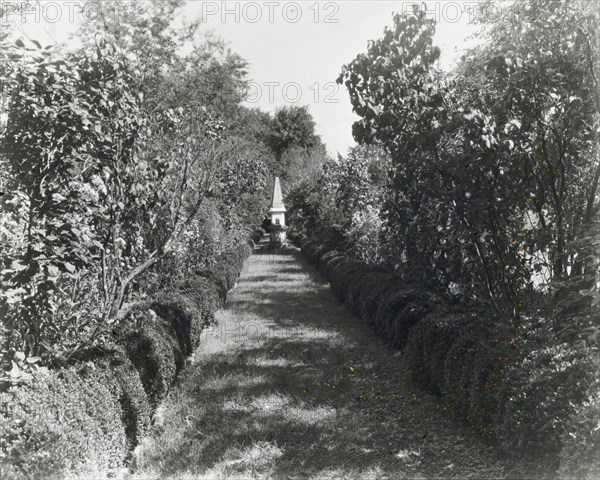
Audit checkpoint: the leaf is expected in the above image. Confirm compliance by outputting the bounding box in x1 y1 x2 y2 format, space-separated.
47 264 60 277
64 262 76 273
15 39 25 48
31 39 42 49
11 260 28 272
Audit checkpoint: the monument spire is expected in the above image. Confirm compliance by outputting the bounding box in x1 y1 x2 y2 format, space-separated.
271 176 285 209
268 176 287 245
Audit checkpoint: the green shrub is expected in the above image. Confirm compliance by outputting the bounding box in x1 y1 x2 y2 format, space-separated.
292 233 306 247
373 287 432 349
467 343 506 436
328 259 364 301
344 267 383 314
151 292 200 358
100 354 152 450
404 314 439 393
402 309 509 432
558 370 600 479
305 240 329 265
355 273 399 323
0 239 252 479
496 344 597 465
317 250 342 274
211 243 252 291
0 367 127 480
174 275 223 349
114 305 183 408
72 345 152 451
320 251 344 279
253 228 266 244
442 332 480 414
298 235 600 471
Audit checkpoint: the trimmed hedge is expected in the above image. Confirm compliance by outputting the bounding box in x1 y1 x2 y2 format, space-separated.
297 235 600 472
0 241 252 479
114 305 183 409
0 366 128 479
253 228 267 245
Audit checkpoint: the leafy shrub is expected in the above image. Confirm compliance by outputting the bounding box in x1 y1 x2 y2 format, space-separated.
221 245 251 290
116 241 251 408
0 239 252 479
373 287 432 349
344 267 384 313
403 311 465 394
114 305 183 408
253 228 266 244
70 344 153 451
496 344 598 465
467 343 507 435
100 355 152 450
200 243 251 295
318 251 344 279
328 259 364 301
150 292 201 359
355 273 399 323
0 366 127 480
443 332 480 414
558 371 600 479
299 228 600 473
317 250 342 274
173 276 223 350
303 240 327 265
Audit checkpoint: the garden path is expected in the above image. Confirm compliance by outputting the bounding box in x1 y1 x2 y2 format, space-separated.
130 244 534 480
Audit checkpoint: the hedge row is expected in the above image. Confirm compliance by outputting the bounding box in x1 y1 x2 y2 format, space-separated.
0 242 252 480
296 234 600 476
253 227 267 245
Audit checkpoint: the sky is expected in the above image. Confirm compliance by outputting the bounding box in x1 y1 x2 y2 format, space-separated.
181 1 480 156
8 0 481 156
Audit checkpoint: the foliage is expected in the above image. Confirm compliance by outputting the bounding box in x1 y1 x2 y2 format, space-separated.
497 343 600 465
287 144 391 264
0 366 128 479
558 376 600 479
0 0 270 367
297 235 600 468
335 1 599 323
267 106 319 162
0 240 251 479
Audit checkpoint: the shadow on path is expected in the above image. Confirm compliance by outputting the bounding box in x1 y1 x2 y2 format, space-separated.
132 249 535 480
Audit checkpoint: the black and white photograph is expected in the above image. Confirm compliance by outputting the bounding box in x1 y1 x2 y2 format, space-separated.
0 1 598 478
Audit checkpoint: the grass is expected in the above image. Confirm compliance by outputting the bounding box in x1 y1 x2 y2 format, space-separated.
129 245 543 480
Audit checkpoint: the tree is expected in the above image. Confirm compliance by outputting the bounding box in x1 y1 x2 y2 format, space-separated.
460 0 600 331
337 6 531 313
0 32 257 364
337 1 599 322
268 106 318 159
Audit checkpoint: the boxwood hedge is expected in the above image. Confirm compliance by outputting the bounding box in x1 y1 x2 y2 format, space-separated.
0 241 252 479
297 235 600 472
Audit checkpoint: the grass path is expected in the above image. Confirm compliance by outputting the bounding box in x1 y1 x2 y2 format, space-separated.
130 246 531 480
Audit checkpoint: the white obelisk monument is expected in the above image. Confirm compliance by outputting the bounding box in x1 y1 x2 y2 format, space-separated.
269 176 287 244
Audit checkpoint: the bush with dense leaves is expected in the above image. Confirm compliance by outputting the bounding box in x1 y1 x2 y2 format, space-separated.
0 366 128 479
114 305 183 409
253 228 267 245
496 344 600 466
557 370 600 479
0 241 252 479
298 235 600 471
